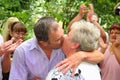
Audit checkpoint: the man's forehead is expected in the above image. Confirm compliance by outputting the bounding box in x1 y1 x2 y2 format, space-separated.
50 21 62 29
51 21 59 26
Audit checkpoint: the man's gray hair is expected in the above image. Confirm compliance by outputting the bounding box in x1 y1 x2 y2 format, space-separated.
70 20 100 52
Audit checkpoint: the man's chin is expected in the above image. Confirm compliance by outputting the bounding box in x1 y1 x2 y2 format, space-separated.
53 46 61 49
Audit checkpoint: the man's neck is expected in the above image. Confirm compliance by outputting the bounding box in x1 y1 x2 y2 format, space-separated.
39 42 53 60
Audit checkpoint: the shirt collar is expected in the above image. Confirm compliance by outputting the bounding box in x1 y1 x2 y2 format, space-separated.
29 36 40 51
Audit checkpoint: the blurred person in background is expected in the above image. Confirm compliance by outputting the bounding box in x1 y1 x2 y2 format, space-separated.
2 17 27 80
114 2 120 15
99 23 120 80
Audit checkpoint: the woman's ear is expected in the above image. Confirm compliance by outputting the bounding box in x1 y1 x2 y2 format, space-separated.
71 42 80 49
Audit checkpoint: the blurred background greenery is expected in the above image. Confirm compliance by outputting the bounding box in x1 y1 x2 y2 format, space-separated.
0 0 120 40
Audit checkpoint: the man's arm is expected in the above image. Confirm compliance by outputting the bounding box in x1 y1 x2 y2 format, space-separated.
56 50 104 76
9 48 28 80
84 50 104 63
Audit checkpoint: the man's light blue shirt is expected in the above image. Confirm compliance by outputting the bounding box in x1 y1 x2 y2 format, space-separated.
9 37 65 80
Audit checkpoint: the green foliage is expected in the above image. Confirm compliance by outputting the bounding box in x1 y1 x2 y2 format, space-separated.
0 0 120 40
93 0 120 32
30 0 120 33
30 0 91 33
0 0 34 39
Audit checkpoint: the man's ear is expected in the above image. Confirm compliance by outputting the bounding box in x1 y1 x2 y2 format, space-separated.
39 41 48 46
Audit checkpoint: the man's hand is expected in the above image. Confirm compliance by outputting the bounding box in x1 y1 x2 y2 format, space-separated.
56 52 86 76
32 76 40 80
56 50 104 76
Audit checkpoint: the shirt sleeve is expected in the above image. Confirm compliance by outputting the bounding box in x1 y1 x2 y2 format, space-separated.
9 46 28 80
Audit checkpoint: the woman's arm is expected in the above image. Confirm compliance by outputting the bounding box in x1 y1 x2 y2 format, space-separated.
68 4 86 32
113 37 120 64
56 50 104 76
